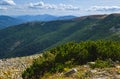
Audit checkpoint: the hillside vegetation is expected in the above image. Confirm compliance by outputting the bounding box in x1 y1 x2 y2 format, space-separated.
22 40 120 79
0 14 120 58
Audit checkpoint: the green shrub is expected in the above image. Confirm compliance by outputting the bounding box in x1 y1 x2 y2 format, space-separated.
89 59 113 69
22 40 120 79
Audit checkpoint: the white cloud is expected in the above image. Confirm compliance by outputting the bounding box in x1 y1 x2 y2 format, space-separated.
0 0 16 6
88 6 120 12
28 1 80 11
59 3 80 10
0 6 7 10
29 2 56 9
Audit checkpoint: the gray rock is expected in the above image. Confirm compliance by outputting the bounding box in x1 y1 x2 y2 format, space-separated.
64 68 77 76
115 75 120 79
116 65 120 69
90 69 97 73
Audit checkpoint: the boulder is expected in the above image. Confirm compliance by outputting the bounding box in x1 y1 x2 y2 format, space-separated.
64 68 77 76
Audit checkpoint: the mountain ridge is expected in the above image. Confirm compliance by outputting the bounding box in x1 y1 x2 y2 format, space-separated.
15 14 76 22
0 15 24 29
0 14 76 29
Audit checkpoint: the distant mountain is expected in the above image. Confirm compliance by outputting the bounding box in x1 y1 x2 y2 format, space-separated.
16 14 57 22
0 13 120 58
15 14 77 22
57 15 77 20
0 14 76 29
0 15 24 29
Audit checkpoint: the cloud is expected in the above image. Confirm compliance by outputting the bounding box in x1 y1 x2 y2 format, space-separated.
29 2 56 9
0 0 16 6
28 1 80 11
0 6 7 10
88 6 120 12
59 3 80 10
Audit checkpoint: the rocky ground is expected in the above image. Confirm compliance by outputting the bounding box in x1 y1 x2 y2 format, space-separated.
1 54 120 79
42 64 120 79
0 54 41 79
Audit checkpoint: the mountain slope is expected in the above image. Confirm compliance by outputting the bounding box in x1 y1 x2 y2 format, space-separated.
0 13 120 58
0 15 24 29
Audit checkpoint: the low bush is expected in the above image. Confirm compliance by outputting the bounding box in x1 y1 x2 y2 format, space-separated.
22 40 120 79
89 59 113 69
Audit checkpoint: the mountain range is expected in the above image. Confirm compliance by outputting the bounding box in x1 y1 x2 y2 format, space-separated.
0 14 76 29
15 14 76 22
0 15 24 29
0 13 120 58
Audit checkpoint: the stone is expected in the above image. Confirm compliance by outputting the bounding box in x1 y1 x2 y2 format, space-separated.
115 75 120 79
64 68 77 76
89 62 95 64
88 62 96 67
116 61 119 64
116 65 120 69
90 69 97 74
84 65 90 68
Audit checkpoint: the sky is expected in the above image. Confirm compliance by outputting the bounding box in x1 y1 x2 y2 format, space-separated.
0 0 120 16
